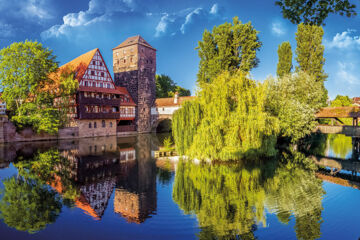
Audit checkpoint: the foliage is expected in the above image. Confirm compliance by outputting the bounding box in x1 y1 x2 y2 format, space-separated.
275 0 357 26
266 72 323 142
173 150 324 239
172 100 203 155
163 136 174 151
0 41 62 134
330 95 353 125
196 17 261 86
331 95 352 107
156 74 191 98
0 176 62 234
173 71 279 161
277 41 293 78
295 23 328 104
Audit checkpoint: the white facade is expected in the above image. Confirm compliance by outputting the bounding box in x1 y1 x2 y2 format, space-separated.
151 106 179 115
0 102 6 115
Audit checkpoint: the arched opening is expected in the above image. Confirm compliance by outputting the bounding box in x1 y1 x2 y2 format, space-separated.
156 119 172 133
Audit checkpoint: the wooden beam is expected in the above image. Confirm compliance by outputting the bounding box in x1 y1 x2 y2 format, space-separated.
335 117 344 125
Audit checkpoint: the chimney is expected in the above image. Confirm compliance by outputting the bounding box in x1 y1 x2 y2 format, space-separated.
174 92 179 104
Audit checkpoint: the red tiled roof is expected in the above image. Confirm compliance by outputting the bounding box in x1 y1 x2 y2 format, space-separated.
316 106 360 118
155 96 196 107
113 35 156 50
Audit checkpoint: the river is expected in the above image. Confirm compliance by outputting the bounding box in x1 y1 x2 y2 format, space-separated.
0 133 359 239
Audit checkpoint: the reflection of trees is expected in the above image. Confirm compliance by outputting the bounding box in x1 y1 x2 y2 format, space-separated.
0 176 61 234
265 151 324 240
327 134 352 159
173 151 325 240
173 160 269 238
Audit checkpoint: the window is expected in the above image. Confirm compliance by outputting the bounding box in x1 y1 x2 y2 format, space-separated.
94 122 97 128
91 71 95 76
85 81 88 86
100 83 103 88
89 122 92 128
110 122 113 128
100 62 103 66
107 83 110 88
123 59 126 63
101 72 104 77
102 120 105 128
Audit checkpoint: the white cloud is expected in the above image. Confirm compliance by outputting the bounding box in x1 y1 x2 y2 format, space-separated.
209 4 218 15
180 8 202 34
0 0 52 21
271 21 285 36
326 29 360 50
41 0 135 39
337 61 359 84
155 4 222 37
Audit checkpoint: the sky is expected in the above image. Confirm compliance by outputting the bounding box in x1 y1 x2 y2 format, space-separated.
0 0 360 99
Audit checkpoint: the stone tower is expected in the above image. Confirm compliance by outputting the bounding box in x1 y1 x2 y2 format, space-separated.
113 36 156 133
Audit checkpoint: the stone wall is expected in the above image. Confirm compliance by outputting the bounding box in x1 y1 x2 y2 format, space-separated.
113 42 156 133
77 119 117 138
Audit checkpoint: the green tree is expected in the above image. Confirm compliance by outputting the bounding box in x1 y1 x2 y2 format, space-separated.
295 23 328 104
173 71 279 161
275 0 357 26
156 74 191 98
0 41 61 134
266 72 324 142
331 95 352 107
0 176 62 234
196 17 261 86
277 41 293 78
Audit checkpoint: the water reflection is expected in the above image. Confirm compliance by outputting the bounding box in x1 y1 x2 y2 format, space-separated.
173 150 324 240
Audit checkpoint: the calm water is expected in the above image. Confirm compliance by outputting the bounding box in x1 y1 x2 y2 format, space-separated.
0 133 359 239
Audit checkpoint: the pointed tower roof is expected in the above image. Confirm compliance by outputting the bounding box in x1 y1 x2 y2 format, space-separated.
113 35 156 50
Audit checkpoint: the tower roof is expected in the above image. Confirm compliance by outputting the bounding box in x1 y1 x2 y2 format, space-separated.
113 35 156 50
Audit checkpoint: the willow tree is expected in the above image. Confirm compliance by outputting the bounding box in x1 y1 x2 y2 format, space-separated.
277 41 292 78
295 23 328 104
175 71 279 161
196 17 261 86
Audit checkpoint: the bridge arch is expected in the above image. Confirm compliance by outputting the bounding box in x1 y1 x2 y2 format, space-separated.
151 115 172 133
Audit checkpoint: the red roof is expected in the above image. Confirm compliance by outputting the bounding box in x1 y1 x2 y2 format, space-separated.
113 35 156 50
155 96 196 107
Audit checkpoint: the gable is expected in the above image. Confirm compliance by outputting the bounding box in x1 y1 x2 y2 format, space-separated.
79 50 115 89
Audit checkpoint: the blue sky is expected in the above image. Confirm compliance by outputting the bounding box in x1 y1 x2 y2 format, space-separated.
0 0 359 99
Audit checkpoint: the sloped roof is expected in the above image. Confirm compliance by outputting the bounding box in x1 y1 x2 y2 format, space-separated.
113 35 156 50
316 106 360 118
155 96 196 107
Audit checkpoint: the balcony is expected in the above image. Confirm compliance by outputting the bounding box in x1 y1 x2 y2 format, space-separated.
79 96 120 106
79 112 120 119
117 125 136 132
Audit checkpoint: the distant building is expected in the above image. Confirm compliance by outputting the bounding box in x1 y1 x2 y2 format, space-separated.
353 97 360 106
151 93 196 116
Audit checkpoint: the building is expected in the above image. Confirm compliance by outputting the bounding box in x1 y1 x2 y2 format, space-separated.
113 36 157 133
53 48 136 137
151 93 195 116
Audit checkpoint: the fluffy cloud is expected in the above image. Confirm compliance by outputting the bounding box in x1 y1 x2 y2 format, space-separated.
337 61 359 85
326 29 360 50
155 3 221 37
0 0 52 21
271 21 285 36
41 0 136 39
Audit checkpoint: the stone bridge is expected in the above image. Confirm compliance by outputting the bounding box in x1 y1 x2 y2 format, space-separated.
150 95 195 132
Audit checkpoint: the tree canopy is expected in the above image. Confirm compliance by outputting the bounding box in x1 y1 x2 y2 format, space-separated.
156 74 191 98
331 95 352 107
196 17 261 86
277 41 293 78
275 0 357 26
